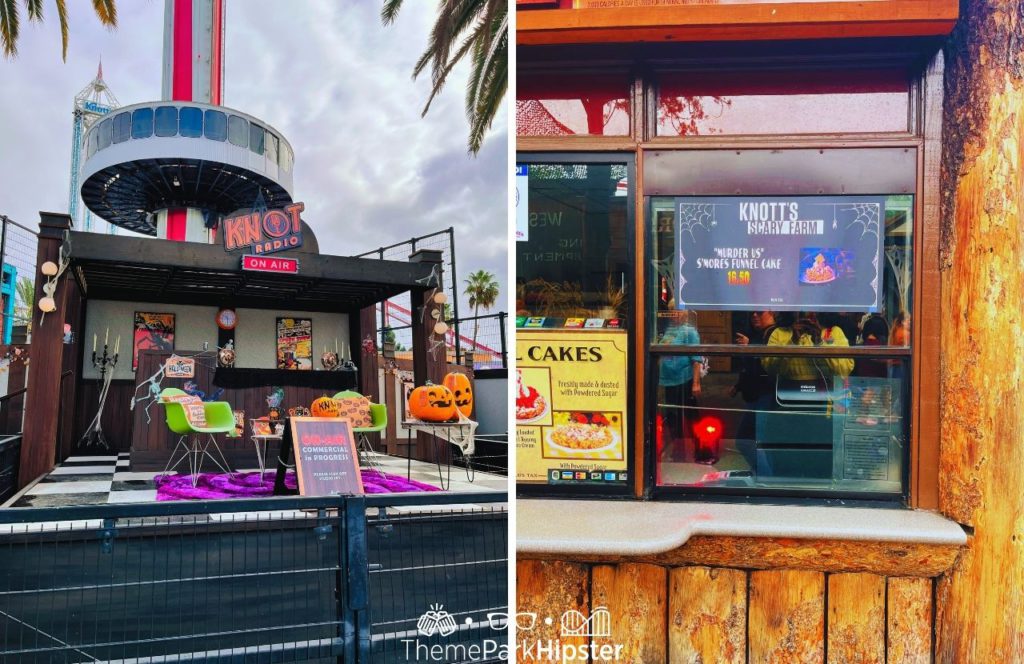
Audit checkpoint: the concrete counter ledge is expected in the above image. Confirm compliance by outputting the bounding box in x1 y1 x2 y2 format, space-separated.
518 499 967 577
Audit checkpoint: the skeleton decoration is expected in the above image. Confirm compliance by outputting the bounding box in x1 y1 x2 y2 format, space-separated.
130 343 231 423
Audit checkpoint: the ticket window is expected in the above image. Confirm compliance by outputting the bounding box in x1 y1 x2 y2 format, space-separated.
648 192 914 500
515 157 635 494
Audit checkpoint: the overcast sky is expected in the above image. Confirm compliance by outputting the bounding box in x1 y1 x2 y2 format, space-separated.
0 0 507 319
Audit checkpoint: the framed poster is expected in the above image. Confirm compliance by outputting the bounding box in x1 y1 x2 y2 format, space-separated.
516 329 629 487
133 312 175 370
276 317 312 370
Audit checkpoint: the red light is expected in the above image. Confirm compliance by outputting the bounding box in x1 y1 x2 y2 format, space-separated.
705 425 716 434
693 416 724 445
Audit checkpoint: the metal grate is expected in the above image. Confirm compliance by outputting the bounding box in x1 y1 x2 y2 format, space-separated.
0 491 507 663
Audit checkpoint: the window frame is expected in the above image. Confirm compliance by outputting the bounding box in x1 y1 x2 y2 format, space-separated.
515 151 638 499
515 54 941 507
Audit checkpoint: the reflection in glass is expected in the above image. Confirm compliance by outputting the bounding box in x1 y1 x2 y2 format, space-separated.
112 112 131 143
655 353 906 494
179 107 203 137
517 74 630 136
131 107 154 139
516 163 631 321
227 115 248 147
249 123 265 155
204 110 227 141
657 70 910 136
97 117 112 150
154 106 178 137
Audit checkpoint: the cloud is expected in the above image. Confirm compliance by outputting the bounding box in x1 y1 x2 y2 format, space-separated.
0 0 507 317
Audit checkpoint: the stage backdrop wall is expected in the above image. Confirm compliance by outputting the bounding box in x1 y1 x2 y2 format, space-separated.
82 300 349 380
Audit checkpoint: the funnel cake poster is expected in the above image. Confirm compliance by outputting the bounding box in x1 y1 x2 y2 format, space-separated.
673 195 888 312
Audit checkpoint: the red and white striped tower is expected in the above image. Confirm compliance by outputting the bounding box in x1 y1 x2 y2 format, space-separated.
157 0 226 242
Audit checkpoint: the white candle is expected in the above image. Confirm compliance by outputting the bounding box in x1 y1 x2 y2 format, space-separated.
93 334 97 352
115 336 120 354
104 328 109 346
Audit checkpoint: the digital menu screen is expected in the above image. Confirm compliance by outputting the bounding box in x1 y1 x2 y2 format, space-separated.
675 195 886 312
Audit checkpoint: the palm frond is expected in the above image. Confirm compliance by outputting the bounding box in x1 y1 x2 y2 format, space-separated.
0 0 20 57
92 0 117 27
380 0 404 26
25 0 41 19
55 0 67 60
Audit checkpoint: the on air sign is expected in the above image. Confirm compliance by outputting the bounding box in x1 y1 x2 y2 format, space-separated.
222 202 305 256
242 255 299 274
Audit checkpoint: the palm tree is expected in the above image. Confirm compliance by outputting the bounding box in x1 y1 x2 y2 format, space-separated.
464 269 499 359
382 0 506 154
1 0 118 61
14 276 33 331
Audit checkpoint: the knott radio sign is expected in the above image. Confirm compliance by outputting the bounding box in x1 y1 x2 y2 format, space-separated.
222 202 305 256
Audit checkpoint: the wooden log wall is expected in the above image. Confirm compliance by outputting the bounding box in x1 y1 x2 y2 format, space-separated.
517 560 936 663
936 0 1024 661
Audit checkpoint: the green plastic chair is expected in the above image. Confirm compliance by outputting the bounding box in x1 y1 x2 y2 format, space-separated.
159 387 238 484
333 390 387 467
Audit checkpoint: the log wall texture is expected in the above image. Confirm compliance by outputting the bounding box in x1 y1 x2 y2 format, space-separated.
938 0 1024 661
517 560 937 663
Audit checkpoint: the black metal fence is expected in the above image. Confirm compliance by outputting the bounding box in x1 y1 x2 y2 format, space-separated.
381 312 507 371
0 491 507 663
0 214 38 335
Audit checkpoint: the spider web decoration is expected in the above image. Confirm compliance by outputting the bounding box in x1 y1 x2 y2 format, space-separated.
677 203 716 243
843 203 881 241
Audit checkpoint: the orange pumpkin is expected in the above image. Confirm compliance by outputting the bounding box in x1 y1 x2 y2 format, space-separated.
311 395 340 418
443 372 473 418
408 382 457 422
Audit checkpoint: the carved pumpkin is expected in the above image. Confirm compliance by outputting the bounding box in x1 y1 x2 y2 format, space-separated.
267 406 283 422
408 382 457 422
443 372 473 418
311 396 340 418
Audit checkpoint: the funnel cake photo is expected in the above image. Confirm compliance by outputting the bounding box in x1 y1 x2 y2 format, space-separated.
799 247 845 284
516 369 548 422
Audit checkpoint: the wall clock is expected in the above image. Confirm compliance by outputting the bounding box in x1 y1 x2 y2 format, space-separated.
216 308 238 330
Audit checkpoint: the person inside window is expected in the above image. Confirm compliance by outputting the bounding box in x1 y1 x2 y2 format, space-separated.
658 307 703 461
891 311 911 346
855 313 891 377
762 312 854 380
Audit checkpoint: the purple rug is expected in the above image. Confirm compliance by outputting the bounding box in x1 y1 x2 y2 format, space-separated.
154 470 440 501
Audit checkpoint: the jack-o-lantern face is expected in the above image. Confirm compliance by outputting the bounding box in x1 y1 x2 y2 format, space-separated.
311 396 340 418
408 382 457 422
443 372 473 418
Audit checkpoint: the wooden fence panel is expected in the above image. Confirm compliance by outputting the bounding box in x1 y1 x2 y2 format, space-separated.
888 577 933 664
827 573 885 664
748 569 825 664
591 563 667 664
516 560 589 654
668 566 746 664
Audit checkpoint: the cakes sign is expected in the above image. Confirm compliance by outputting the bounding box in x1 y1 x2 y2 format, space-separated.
222 202 305 256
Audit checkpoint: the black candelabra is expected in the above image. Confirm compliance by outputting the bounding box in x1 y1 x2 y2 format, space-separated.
79 337 120 450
